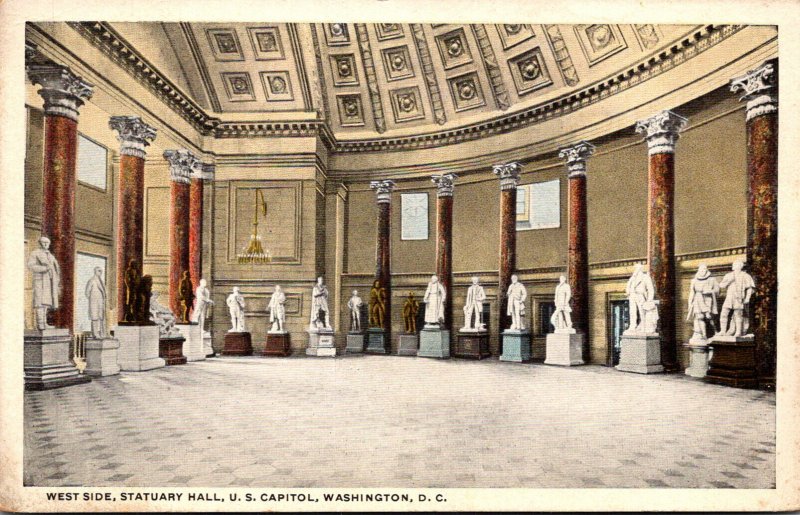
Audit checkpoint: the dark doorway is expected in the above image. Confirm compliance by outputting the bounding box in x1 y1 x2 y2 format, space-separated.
609 300 630 366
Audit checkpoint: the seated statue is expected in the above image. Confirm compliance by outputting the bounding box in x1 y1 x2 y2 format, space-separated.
149 290 182 338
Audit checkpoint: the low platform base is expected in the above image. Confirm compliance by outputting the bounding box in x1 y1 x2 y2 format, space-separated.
454 332 490 360
544 332 584 366
176 323 205 362
222 332 253 356
616 334 663 374
159 337 187 366
684 342 711 378
264 333 292 357
84 338 121 377
24 329 91 390
500 331 531 362
397 334 419 356
346 333 365 354
366 328 388 354
418 327 450 359
115 324 165 371
306 330 336 357
705 335 757 388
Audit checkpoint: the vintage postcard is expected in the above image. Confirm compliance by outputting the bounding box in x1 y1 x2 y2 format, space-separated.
1 0 799 512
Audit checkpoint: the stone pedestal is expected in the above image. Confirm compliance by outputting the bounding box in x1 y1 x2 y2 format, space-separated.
346 333 365 354
159 337 187 366
500 331 531 362
418 327 450 359
264 332 292 357
203 332 215 357
684 340 711 378
366 328 388 354
115 324 165 371
84 338 120 377
176 323 205 362
544 331 585 366
454 331 490 360
616 333 664 374
705 335 757 388
306 330 336 357
24 329 91 390
397 334 419 356
222 332 253 356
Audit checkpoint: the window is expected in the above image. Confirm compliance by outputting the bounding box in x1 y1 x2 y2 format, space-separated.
74 252 108 333
537 301 557 336
76 134 108 190
401 192 429 240
516 179 560 230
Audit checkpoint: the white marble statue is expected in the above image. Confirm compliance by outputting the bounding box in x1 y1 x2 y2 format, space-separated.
550 275 574 333
716 259 755 337
27 235 61 330
309 277 331 331
423 275 446 327
191 278 214 334
686 263 720 342
226 287 246 333
347 290 363 332
268 285 287 333
149 291 182 338
625 263 656 334
461 276 486 332
506 275 527 332
84 266 107 338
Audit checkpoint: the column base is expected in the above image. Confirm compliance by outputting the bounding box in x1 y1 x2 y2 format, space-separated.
346 333 365 354
454 331 490 360
264 332 292 357
176 323 205 362
84 338 120 377
306 330 336 357
500 331 531 362
418 328 450 359
115 325 165 371
397 334 419 356
616 334 663 374
159 337 187 366
705 335 757 388
366 328 388 354
544 332 585 366
24 329 91 390
683 341 710 378
222 332 253 356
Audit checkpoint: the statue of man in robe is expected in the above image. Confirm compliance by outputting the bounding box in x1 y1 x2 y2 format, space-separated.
625 263 655 334
348 290 364 333
550 275 573 332
423 275 446 327
506 275 527 331
309 277 331 330
85 266 107 338
717 259 755 337
686 263 719 341
462 276 486 331
268 285 286 333
27 236 61 330
191 278 214 334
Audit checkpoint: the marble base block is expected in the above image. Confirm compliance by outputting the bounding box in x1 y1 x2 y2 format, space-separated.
306 330 337 357
159 337 187 366
222 332 253 356
500 331 532 362
84 338 120 377
454 331 490 360
346 333 365 354
544 332 585 366
203 332 215 357
616 334 663 374
115 325 165 372
417 327 450 359
705 335 757 388
366 328 388 354
397 334 419 356
264 332 292 357
176 323 205 362
24 329 91 390
684 342 711 378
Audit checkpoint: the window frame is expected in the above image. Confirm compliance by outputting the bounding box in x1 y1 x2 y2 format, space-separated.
400 191 430 241
76 133 110 192
516 178 561 231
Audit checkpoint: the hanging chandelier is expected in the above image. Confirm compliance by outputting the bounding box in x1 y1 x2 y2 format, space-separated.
237 189 271 264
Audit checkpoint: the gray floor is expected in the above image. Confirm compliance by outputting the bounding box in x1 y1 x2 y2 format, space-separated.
24 355 775 488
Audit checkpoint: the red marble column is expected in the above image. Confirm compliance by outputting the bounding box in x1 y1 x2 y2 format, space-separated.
369 180 395 340
636 111 688 372
109 116 157 323
493 163 522 355
731 59 778 388
432 174 457 329
189 163 214 301
27 64 94 330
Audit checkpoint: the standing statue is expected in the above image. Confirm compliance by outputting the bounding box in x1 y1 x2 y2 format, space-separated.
369 280 386 328
402 292 420 334
178 270 194 323
550 275 574 332
462 276 486 331
27 236 61 330
268 285 287 333
347 290 364 333
149 291 182 338
139 275 153 324
686 263 720 341
85 266 107 338
309 277 331 330
122 259 142 323
506 275 528 331
717 259 755 337
191 278 214 334
423 275 446 327
625 263 656 334
226 287 246 333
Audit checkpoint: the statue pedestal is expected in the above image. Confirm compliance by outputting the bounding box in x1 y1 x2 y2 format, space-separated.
306 329 336 357
705 335 757 388
366 328 388 354
345 333 365 354
454 331 490 360
684 340 711 378
500 330 531 362
176 323 205 362
397 334 419 356
616 333 663 374
159 337 187 365
264 332 292 357
544 331 584 366
417 327 450 359
203 331 215 357
84 337 120 377
222 332 253 356
115 324 165 371
24 329 91 390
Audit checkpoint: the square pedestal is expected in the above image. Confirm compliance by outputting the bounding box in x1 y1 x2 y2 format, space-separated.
346 333 365 354
176 323 205 362
705 335 757 388
84 338 120 377
418 327 450 359
159 337 187 365
203 332 215 357
454 331 490 359
616 334 663 374
264 332 292 356
307 330 336 357
366 328 388 354
500 331 531 362
684 342 711 378
544 332 585 366
115 324 165 372
24 329 91 390
397 334 419 356
222 332 253 356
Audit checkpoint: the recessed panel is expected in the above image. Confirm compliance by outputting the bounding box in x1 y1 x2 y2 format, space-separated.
206 28 244 61
495 24 535 50
508 47 553 95
221 72 255 102
247 26 285 60
574 24 628 65
329 54 359 86
260 71 294 101
336 94 365 127
390 86 425 123
376 23 404 41
324 23 351 46
435 28 473 70
448 72 485 112
381 46 414 81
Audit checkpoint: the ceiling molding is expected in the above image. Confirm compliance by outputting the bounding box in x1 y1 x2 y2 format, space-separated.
471 24 510 111
180 22 223 113
287 23 314 111
309 24 332 122
353 23 386 133
410 24 447 125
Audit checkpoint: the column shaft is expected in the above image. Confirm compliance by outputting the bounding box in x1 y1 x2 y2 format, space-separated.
189 178 204 294
498 187 516 351
169 181 191 318
375 201 392 333
436 195 453 329
116 153 145 322
568 174 589 340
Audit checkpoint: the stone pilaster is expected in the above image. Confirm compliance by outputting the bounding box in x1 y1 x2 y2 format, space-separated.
432 173 457 329
493 162 522 356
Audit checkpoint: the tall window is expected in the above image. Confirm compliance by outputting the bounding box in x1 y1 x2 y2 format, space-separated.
76 134 108 190
516 179 560 230
401 192 429 240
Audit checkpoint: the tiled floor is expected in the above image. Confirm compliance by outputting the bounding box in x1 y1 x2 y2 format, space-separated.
24 355 775 488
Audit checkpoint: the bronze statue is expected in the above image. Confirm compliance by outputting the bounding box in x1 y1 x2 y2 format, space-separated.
139 275 153 324
123 260 141 323
178 270 194 323
402 292 419 334
369 280 386 328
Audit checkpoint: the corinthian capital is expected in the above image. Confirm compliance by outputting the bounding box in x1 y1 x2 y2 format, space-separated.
558 141 595 178
27 64 94 122
492 162 522 190
431 173 458 197
109 116 157 159
193 162 215 182
730 59 778 122
635 110 688 155
163 149 201 184
370 180 396 204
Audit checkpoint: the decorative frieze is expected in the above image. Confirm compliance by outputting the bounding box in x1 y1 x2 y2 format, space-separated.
635 110 688 155
471 24 510 111
558 141 596 178
370 180 396 203
164 149 202 184
109 116 157 159
354 23 386 133
27 64 94 121
730 59 778 122
410 24 447 125
431 173 458 197
542 25 580 87
493 162 522 190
